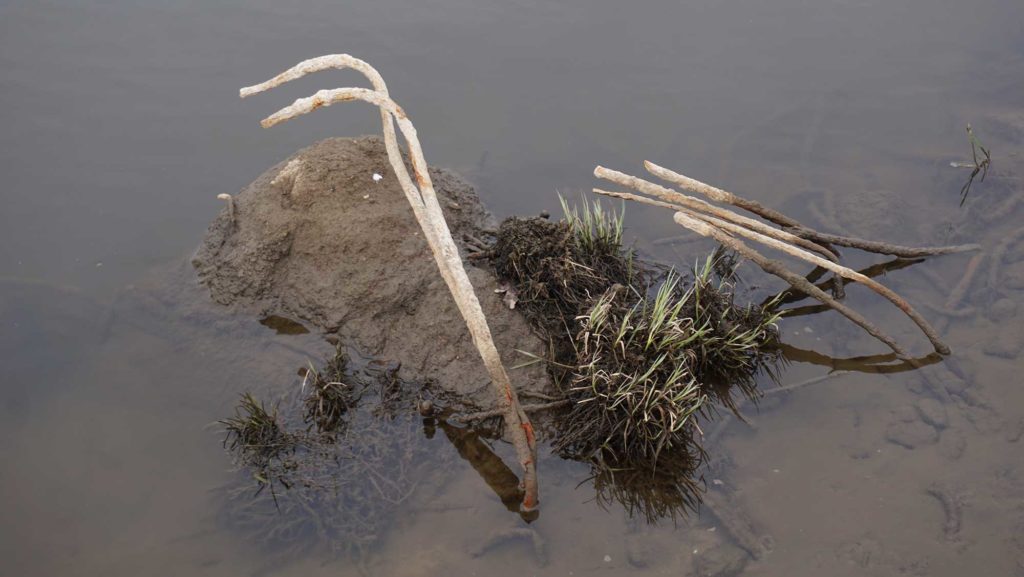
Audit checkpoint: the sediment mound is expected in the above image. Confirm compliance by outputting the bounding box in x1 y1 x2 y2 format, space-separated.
193 136 550 405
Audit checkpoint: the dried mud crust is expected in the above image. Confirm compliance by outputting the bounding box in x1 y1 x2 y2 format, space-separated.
193 136 551 406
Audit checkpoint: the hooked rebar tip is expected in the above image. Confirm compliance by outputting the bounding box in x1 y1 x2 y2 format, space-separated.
216 193 235 223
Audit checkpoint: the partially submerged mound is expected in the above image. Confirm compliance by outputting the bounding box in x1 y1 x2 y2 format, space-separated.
193 136 550 405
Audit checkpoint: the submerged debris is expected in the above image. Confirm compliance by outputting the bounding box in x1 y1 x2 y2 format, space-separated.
951 123 992 206
301 347 356 433
491 204 636 354
221 393 293 470
218 346 445 561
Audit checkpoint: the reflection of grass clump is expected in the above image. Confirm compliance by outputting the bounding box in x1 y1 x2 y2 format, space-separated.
218 347 444 562
219 408 433 561
588 448 704 523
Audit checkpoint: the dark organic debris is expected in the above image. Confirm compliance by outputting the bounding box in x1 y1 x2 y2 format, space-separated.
301 347 357 433
490 202 636 360
218 346 445 561
221 393 294 471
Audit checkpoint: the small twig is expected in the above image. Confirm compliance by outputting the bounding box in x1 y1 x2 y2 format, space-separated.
782 225 980 258
453 399 571 423
954 124 991 206
519 391 564 401
463 233 491 248
762 371 849 396
652 233 705 247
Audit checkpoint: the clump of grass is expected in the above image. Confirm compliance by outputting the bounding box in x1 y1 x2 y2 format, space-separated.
302 348 356 433
685 255 784 408
491 197 638 365
555 255 781 462
488 198 782 518
559 194 625 257
221 393 293 470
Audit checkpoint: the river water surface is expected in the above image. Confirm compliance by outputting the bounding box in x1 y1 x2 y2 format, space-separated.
2 0 1024 575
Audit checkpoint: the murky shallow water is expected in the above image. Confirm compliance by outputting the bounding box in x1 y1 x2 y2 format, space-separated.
2 0 1024 575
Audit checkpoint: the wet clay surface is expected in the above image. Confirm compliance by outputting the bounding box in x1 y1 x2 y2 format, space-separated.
192 136 551 408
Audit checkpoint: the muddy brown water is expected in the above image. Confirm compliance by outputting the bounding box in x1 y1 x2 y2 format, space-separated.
2 0 1024 575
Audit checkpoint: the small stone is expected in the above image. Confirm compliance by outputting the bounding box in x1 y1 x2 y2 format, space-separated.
603 554 612 563
885 420 939 449
916 398 948 430
693 543 749 577
417 399 433 416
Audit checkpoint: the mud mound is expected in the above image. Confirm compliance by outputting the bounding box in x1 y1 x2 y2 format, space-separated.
193 136 550 405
